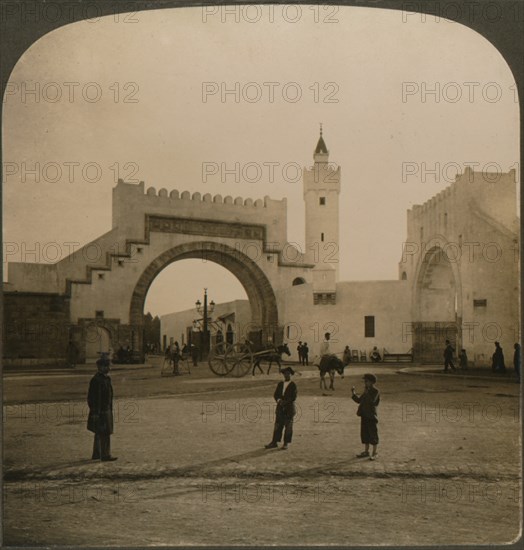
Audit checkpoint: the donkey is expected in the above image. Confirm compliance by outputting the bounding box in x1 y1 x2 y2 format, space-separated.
318 354 349 391
252 343 291 375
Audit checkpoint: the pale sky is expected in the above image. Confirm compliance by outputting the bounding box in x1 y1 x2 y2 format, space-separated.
2 5 519 317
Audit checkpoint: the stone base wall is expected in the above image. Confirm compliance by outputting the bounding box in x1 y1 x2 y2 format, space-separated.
2 293 144 366
3 292 71 362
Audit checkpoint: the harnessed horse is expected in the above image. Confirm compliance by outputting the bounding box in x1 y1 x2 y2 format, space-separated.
252 343 291 375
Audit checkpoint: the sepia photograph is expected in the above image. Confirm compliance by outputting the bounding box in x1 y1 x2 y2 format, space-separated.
1 0 522 546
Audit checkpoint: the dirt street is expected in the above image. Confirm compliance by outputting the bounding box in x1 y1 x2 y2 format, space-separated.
3 359 521 546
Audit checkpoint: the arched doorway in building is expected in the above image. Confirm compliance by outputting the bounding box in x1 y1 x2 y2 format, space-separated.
412 245 462 363
85 325 112 363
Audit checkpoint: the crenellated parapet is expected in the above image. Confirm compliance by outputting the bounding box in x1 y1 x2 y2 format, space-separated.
144 184 272 208
112 179 289 244
407 167 518 241
400 166 519 282
121 179 282 206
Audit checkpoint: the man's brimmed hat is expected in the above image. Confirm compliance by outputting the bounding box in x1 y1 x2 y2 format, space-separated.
281 367 295 375
96 353 110 368
363 373 377 384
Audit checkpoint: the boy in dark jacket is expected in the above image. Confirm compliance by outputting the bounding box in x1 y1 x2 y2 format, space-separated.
352 373 380 461
265 367 297 450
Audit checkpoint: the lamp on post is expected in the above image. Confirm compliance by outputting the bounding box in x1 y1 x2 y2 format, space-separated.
195 288 215 357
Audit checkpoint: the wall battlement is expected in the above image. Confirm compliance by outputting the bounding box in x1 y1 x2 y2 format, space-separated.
411 167 517 215
116 179 285 209
112 179 289 244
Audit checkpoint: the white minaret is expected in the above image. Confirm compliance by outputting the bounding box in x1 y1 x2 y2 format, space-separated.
303 125 341 280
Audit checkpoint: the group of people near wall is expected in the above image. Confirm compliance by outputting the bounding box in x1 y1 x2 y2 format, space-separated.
341 346 382 363
443 340 521 382
297 344 383 365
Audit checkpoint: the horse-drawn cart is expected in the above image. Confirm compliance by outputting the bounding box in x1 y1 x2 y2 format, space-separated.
208 341 290 377
208 341 253 377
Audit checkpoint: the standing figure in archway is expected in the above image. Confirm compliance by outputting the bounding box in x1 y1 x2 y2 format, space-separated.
190 344 199 367
492 341 506 373
67 340 78 368
443 340 456 372
172 341 181 375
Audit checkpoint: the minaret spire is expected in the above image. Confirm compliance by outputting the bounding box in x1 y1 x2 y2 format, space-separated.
304 126 341 280
314 124 328 160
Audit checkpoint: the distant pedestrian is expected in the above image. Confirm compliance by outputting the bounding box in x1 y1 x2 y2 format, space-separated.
163 345 170 367
265 367 297 450
297 342 303 364
343 346 352 364
370 346 382 363
492 341 506 372
514 343 521 383
302 342 309 366
443 340 456 372
352 373 380 461
459 349 468 370
172 341 181 375
67 340 78 368
191 344 199 367
87 354 117 462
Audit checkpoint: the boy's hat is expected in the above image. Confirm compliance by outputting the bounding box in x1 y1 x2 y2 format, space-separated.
363 373 377 383
282 367 295 375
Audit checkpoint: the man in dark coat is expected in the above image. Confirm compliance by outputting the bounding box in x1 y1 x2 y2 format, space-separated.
443 340 456 372
66 340 78 368
265 367 297 450
514 343 521 383
492 341 506 372
296 342 303 365
302 343 309 366
87 354 117 461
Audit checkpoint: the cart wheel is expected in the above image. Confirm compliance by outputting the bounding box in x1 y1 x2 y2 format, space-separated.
229 342 253 378
208 342 232 376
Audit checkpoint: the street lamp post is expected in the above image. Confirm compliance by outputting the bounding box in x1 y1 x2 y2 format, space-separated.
195 288 215 358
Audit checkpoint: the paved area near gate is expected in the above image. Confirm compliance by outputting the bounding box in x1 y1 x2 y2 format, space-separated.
3 358 522 546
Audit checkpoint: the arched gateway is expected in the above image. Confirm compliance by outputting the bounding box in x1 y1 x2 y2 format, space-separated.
6 180 314 363
129 241 280 349
411 243 462 363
